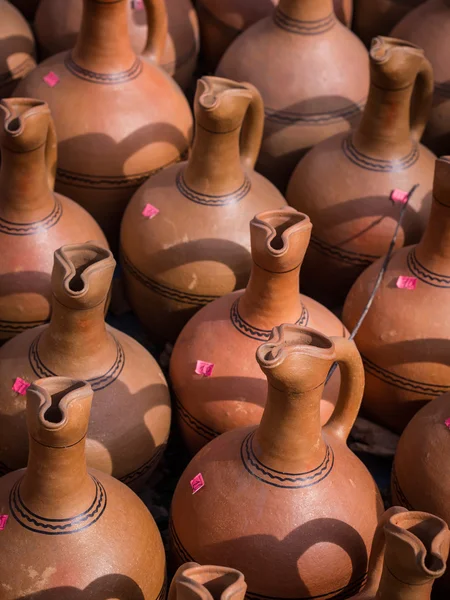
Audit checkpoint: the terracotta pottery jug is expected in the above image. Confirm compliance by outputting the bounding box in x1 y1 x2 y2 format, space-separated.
350 506 449 600
353 0 425 47
0 377 166 599
0 242 171 488
0 98 107 344
121 76 286 344
170 208 347 455
392 393 450 599
169 563 247 600
34 0 200 90
287 37 435 306
392 1 450 157
170 324 383 600
342 156 450 433
216 0 369 192
197 0 353 71
0 0 36 97
14 0 193 249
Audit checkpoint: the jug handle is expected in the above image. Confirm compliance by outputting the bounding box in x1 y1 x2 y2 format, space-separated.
240 82 264 171
45 114 57 191
141 0 168 65
323 337 364 442
410 56 434 144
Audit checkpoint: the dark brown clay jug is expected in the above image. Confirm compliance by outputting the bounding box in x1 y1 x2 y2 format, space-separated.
170 208 347 456
342 156 450 433
14 0 193 249
216 0 369 192
121 76 286 344
0 98 107 344
170 324 383 600
353 0 426 47
392 393 450 599
169 563 247 600
197 0 353 71
287 37 435 306
0 377 167 599
392 0 450 156
350 506 449 600
34 0 199 90
0 242 171 489
0 0 36 97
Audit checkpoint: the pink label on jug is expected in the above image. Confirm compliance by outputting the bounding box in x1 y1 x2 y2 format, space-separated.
131 0 144 9
390 189 409 204
396 276 417 290
43 72 60 87
195 360 214 377
142 204 159 219
190 473 205 494
445 418 450 430
12 377 30 395
0 515 8 530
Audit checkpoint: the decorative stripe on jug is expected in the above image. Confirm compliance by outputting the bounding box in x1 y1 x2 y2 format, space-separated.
274 10 336 35
310 235 379 268
391 467 414 511
0 317 48 336
175 396 219 442
342 137 419 172
176 170 251 206
65 54 143 84
407 249 450 288
0 198 62 236
119 445 165 487
264 100 364 126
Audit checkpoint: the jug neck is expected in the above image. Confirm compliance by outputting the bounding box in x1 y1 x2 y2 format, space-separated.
72 0 137 74
376 565 435 600
276 0 335 24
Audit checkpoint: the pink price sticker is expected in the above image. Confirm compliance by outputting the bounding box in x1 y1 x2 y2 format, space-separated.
12 377 30 395
0 515 8 530
190 473 205 494
390 189 409 204
195 360 214 377
131 0 144 9
396 276 417 291
142 204 159 219
43 71 60 88
445 418 450 430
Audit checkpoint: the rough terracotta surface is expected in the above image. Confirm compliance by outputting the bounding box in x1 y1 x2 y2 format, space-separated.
0 0 36 97
343 157 450 433
34 0 200 90
14 0 193 249
0 377 167 599
170 208 347 455
0 98 107 343
197 0 353 70
392 393 450 599
216 0 369 191
121 77 286 343
0 243 171 489
287 37 435 305
169 563 247 600
392 0 450 157
170 325 383 600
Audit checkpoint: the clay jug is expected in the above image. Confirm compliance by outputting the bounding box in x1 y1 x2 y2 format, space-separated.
0 376 166 599
170 324 383 600
350 506 449 600
169 563 247 600
0 98 107 344
9 0 39 20
353 0 425 47
287 37 435 306
216 0 369 192
0 0 36 97
392 393 450 599
392 1 450 156
342 156 450 433
197 0 353 71
14 0 193 249
0 242 171 488
34 0 200 90
121 76 287 344
170 208 347 455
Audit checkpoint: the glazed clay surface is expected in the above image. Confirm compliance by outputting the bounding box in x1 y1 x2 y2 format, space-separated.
0 98 107 343
216 0 369 191
34 0 200 89
0 377 166 599
170 325 383 600
15 0 193 248
170 208 346 455
343 157 450 433
121 77 286 343
287 37 435 305
0 243 171 489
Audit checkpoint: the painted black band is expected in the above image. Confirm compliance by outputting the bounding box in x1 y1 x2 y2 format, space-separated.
407 248 450 288
175 395 219 441
310 235 379 268
0 317 48 336
342 136 419 172
65 53 143 84
176 169 251 206
119 444 165 486
274 10 336 35
0 197 62 236
265 100 364 126
391 466 414 511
